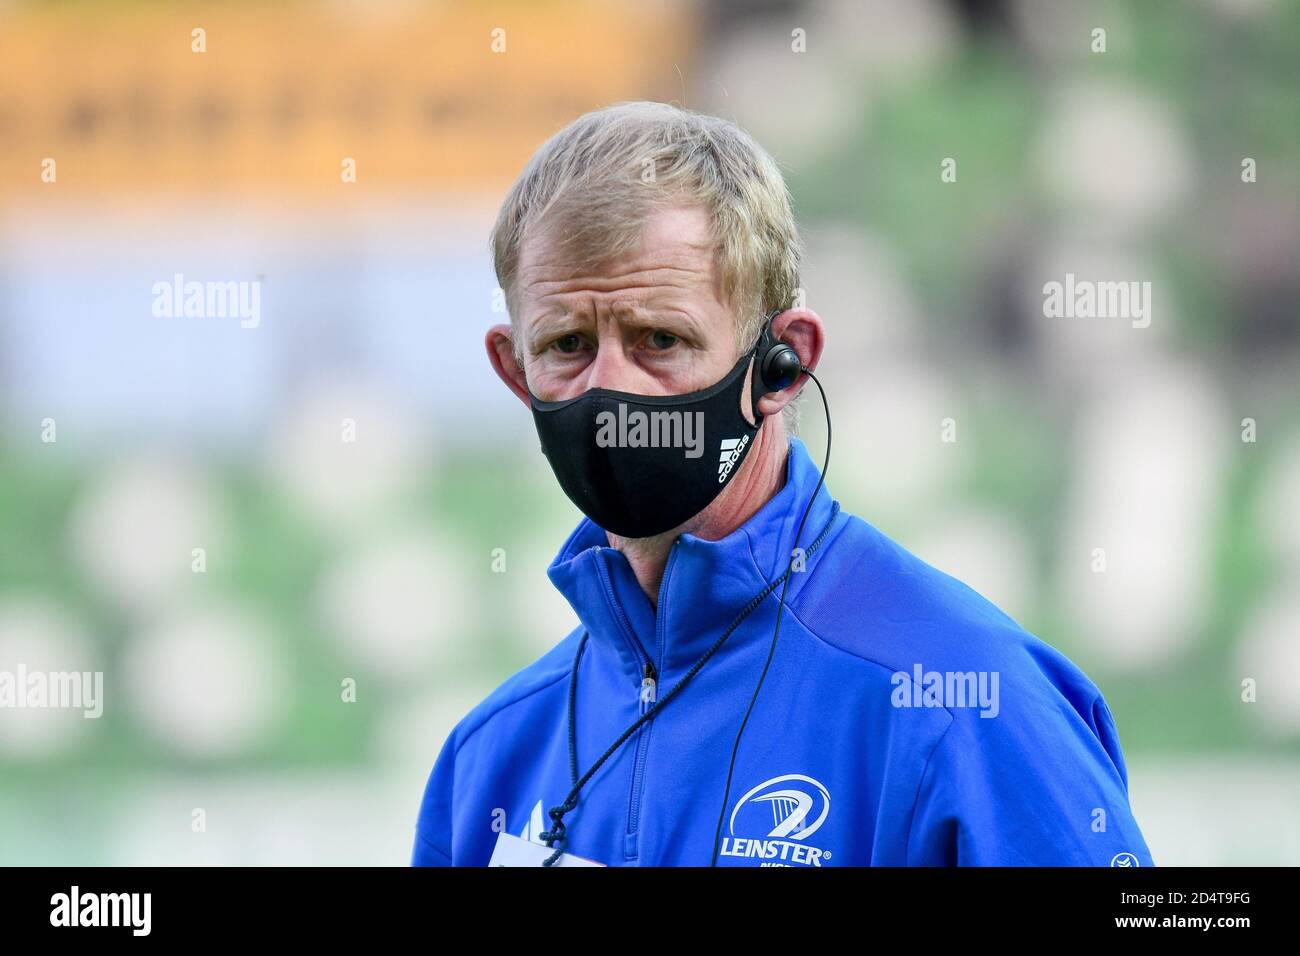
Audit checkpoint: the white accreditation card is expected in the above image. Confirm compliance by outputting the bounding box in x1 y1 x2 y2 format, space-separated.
488 832 605 867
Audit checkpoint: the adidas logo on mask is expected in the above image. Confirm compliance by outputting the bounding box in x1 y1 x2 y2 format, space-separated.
718 435 750 483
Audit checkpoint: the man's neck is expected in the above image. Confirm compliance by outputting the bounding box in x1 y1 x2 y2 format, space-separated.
608 420 790 606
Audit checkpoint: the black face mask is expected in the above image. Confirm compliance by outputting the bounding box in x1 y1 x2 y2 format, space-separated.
528 341 770 538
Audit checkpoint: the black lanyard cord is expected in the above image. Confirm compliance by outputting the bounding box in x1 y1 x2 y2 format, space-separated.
541 381 836 866
710 371 831 865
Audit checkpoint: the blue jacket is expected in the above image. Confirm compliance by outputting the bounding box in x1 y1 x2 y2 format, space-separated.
412 437 1154 866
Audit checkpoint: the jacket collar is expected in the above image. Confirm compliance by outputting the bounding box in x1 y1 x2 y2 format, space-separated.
546 436 839 684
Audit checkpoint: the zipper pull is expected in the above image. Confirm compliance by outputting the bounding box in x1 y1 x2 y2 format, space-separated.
639 661 657 713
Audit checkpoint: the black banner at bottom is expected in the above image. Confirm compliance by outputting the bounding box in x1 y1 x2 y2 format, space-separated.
0 865 1279 940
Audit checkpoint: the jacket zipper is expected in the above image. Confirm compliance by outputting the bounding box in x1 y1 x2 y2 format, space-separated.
638 661 658 713
625 541 677 859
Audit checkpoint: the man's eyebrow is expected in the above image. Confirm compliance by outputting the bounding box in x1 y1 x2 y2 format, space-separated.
523 305 706 350
523 310 582 351
616 303 708 334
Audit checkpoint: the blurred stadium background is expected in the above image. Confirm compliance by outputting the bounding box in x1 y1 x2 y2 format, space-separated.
0 0 1297 865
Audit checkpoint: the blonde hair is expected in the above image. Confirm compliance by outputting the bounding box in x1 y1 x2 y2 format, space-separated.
490 100 807 430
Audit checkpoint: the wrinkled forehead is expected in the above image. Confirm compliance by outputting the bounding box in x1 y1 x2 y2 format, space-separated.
514 204 733 325
519 203 716 279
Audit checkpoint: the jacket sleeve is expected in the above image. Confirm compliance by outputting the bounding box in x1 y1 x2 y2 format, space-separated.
905 692 1155 866
411 730 458 866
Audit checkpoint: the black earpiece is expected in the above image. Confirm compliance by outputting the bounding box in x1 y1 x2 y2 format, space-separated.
761 342 803 392
752 308 804 402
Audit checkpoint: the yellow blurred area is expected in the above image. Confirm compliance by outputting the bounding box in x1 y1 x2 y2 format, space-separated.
0 0 695 197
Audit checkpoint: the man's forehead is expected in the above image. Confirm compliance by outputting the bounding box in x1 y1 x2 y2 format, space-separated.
512 204 736 342
518 205 716 278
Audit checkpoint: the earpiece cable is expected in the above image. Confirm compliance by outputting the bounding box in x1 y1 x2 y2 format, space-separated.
710 368 831 866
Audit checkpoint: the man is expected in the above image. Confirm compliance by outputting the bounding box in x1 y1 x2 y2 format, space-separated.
412 101 1154 867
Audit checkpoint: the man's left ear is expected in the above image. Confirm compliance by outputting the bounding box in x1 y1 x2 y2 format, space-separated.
756 308 824 419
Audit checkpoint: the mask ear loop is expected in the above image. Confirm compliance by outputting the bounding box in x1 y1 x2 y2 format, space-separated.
749 306 807 426
746 307 785 426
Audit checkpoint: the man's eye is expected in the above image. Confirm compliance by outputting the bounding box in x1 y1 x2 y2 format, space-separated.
553 334 584 354
648 330 679 351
